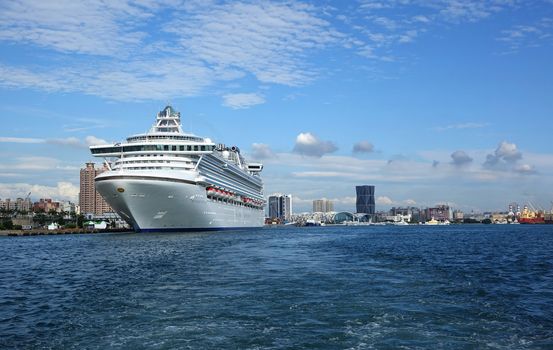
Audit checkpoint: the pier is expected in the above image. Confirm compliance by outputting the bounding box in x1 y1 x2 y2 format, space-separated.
0 228 130 237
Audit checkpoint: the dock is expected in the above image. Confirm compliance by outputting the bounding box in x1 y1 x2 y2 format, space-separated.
0 228 131 237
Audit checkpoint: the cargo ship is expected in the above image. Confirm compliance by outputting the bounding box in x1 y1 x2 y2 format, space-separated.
518 205 545 224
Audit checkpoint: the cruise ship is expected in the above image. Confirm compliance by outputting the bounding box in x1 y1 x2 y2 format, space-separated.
90 106 265 232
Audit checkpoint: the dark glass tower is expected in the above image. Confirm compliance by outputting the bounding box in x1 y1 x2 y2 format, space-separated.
356 185 375 215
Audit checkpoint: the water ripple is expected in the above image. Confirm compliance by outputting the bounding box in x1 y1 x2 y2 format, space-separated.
1 225 552 349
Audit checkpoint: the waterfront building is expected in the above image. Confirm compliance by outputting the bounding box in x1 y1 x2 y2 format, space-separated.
453 210 464 222
61 201 76 214
425 205 452 222
268 194 292 222
15 198 32 212
0 198 11 211
79 162 112 216
33 198 60 213
356 185 375 216
312 199 334 213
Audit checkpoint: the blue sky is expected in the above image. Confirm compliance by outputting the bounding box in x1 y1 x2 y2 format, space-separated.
0 0 552 213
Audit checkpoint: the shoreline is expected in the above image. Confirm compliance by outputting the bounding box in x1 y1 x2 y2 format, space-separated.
0 228 131 237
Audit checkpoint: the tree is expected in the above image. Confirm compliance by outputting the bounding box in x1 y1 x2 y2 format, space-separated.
2 219 13 230
77 215 85 228
34 213 47 227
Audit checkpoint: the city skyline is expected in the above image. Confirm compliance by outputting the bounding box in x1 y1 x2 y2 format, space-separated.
0 1 552 213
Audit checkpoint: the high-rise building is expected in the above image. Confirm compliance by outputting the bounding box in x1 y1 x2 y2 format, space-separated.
80 162 112 216
313 199 334 213
268 194 292 222
356 185 375 216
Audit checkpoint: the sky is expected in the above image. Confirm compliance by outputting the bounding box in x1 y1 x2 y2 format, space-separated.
0 0 552 213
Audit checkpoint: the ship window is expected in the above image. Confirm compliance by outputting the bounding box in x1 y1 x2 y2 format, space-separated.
194 145 199 151
172 145 177 151
179 145 184 151
164 145 169 151
186 145 191 151
201 145 206 151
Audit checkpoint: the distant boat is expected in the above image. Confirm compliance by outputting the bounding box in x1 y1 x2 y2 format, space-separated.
394 221 409 226
425 218 439 225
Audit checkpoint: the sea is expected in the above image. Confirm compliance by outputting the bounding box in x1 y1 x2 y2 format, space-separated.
1 225 552 349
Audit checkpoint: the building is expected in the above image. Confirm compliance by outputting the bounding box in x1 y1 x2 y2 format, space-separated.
267 194 292 222
453 210 464 222
61 201 76 215
312 199 334 213
33 198 60 213
356 185 375 216
425 205 452 222
15 197 32 212
79 162 112 216
389 206 423 223
0 198 11 211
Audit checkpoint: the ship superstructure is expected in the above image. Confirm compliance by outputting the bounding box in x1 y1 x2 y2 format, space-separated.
90 106 264 232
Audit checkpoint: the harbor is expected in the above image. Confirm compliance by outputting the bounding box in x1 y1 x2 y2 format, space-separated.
0 227 129 237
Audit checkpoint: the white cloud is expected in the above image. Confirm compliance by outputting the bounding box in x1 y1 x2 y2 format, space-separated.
353 140 374 153
484 141 523 168
85 136 108 146
376 196 394 205
0 181 79 201
514 164 537 174
0 0 152 56
259 148 553 212
167 2 341 87
293 132 338 158
435 122 489 131
250 143 275 160
350 0 516 60
47 137 83 147
222 93 266 109
0 136 44 143
0 1 343 101
497 19 553 53
0 0 526 102
438 1 510 23
0 135 108 148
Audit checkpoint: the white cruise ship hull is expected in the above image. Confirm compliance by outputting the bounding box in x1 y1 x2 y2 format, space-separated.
95 173 264 232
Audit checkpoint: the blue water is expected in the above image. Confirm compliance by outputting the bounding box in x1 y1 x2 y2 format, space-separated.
1 225 553 349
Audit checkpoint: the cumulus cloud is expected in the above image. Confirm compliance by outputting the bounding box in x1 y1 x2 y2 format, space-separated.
484 141 523 168
293 132 338 158
250 143 275 160
376 196 394 205
353 140 374 153
451 150 473 166
514 164 537 174
0 181 79 201
85 136 108 146
222 93 265 109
